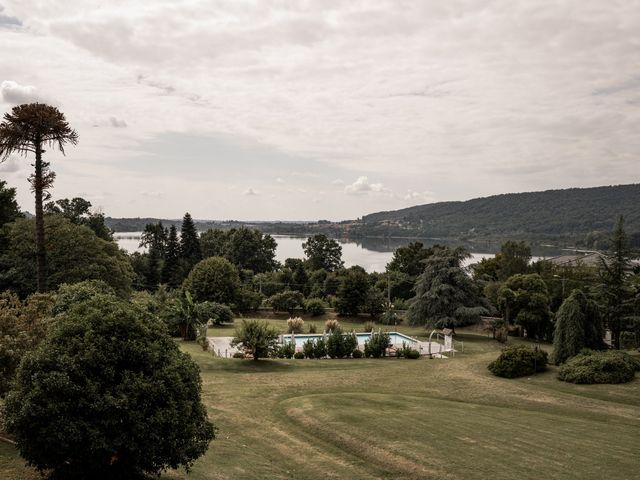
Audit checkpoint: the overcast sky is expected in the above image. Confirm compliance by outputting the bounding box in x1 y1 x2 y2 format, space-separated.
0 1 638 220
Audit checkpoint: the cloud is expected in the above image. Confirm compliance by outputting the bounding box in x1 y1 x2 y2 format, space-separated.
0 5 20 28
275 177 285 183
0 156 21 173
344 176 390 195
0 80 40 104
109 116 127 128
403 190 435 203
331 178 345 185
243 187 259 196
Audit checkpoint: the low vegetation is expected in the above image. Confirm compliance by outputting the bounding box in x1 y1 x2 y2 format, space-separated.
557 350 640 384
488 344 548 378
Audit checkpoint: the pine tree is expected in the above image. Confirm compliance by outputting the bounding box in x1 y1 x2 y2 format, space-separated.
180 212 202 272
162 225 181 287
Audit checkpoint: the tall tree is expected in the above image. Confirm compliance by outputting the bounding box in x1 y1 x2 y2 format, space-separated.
386 241 435 277
180 212 201 271
302 234 344 271
552 289 605 364
45 197 112 240
0 180 22 253
0 104 78 292
336 266 370 316
407 247 487 329
598 216 635 349
497 274 552 340
162 225 181 287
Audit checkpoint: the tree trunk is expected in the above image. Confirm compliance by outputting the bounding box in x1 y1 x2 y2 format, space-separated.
34 140 48 293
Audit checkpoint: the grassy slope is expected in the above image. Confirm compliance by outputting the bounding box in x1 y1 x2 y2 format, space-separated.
2 327 639 480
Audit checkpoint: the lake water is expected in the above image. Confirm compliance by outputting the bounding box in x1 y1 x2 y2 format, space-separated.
114 232 501 272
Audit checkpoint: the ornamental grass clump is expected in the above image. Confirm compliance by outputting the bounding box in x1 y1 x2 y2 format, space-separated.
557 350 639 384
488 344 548 378
325 318 340 333
287 316 304 334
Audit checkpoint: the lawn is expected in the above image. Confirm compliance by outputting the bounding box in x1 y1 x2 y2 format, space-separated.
2 330 639 479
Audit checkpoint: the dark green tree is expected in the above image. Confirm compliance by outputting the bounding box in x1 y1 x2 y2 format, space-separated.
552 289 605 364
407 247 487 329
336 266 370 316
497 274 552 340
303 234 344 271
284 258 308 294
268 290 305 314
180 212 201 271
598 216 636 349
182 256 240 305
473 241 531 281
226 228 278 273
0 103 78 292
45 197 112 240
0 180 21 230
0 216 134 297
386 241 435 277
162 225 182 287
3 294 215 479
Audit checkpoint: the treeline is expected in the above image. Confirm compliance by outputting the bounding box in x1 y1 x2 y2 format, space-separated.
358 183 640 242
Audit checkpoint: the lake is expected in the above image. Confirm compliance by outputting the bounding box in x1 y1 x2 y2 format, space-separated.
113 233 520 272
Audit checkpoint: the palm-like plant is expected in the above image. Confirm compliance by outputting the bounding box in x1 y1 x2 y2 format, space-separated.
0 103 78 292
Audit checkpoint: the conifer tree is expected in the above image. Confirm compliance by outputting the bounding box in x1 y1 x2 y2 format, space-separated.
180 212 201 271
162 225 181 287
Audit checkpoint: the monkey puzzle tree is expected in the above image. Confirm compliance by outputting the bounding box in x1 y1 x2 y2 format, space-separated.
0 103 78 292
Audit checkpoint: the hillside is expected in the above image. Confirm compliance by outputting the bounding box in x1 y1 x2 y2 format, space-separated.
358 184 640 240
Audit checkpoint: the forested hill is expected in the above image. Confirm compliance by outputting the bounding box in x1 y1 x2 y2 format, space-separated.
359 184 640 240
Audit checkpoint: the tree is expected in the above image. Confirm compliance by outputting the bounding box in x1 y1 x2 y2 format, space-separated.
231 319 279 361
497 274 552 340
407 247 487 329
180 212 201 271
0 180 21 230
598 216 636 349
0 291 54 396
0 103 78 292
268 290 305 314
3 294 215 479
386 241 435 277
363 287 386 317
336 266 370 316
283 258 309 294
0 216 134 297
303 234 344 271
140 222 167 289
473 241 531 281
552 289 605 364
182 256 240 305
162 225 182 287
225 228 278 273
45 197 112 240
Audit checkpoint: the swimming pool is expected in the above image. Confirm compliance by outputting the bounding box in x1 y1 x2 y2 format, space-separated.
280 331 419 348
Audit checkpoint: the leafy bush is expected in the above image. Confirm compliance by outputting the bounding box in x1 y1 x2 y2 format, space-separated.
313 337 327 358
183 256 241 305
303 339 315 358
352 348 363 358
268 290 305 314
275 341 296 359
364 331 391 358
234 287 264 312
396 342 420 359
231 319 280 361
343 332 358 356
232 351 245 359
393 298 409 310
379 307 401 325
287 317 305 334
325 318 340 332
294 351 305 359
308 323 318 334
2 295 215 479
363 288 385 317
326 328 346 358
557 350 639 384
305 298 326 316
197 301 234 326
488 345 548 378
363 321 375 332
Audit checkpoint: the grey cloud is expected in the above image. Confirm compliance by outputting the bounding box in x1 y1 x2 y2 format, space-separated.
1 80 40 104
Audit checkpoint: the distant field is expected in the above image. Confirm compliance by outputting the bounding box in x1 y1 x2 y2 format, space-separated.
2 331 639 480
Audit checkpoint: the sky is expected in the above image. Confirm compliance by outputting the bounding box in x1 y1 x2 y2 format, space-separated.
0 0 639 221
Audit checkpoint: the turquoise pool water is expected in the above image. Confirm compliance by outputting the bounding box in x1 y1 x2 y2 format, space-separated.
280 331 419 348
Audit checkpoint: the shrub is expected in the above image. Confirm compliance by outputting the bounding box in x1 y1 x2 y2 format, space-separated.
305 298 326 316
393 298 409 310
197 301 234 326
308 323 318 334
276 341 296 359
363 288 386 317
232 351 245 359
234 287 264 312
313 337 327 358
327 328 346 358
363 321 375 332
294 351 305 359
2 295 215 479
557 350 639 384
231 319 280 361
364 331 391 358
396 342 420 359
325 318 340 332
379 307 401 325
488 345 548 378
343 331 358 356
268 290 305 314
352 348 363 358
287 317 305 334
303 339 315 358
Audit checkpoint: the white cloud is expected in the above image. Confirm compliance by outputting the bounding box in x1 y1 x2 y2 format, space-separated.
243 187 259 196
331 178 345 185
403 190 435 203
0 80 40 104
344 176 389 195
275 177 285 183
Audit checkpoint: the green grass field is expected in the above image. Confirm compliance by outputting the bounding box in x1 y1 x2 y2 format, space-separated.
2 322 639 479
